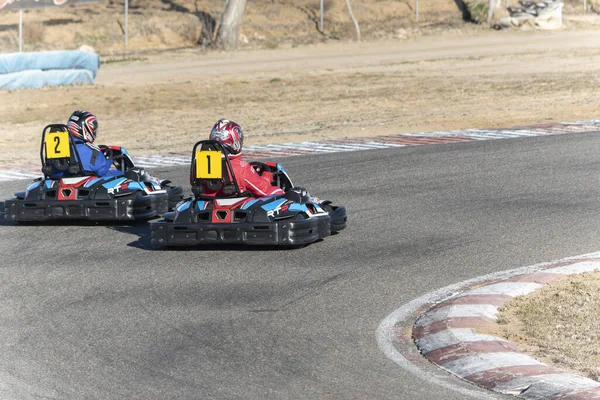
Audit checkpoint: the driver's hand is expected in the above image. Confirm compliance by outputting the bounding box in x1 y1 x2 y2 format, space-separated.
97 145 109 157
289 186 308 196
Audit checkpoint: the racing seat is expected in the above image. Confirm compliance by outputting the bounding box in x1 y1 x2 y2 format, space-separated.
190 140 244 199
40 124 86 179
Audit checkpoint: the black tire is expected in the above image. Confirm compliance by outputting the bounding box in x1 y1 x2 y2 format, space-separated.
293 212 308 220
321 203 334 214
166 185 184 210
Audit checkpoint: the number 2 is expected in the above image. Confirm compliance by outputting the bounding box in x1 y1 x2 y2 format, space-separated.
54 136 61 154
46 131 70 159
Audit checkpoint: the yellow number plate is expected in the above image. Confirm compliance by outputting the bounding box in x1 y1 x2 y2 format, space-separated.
46 131 70 159
195 150 223 179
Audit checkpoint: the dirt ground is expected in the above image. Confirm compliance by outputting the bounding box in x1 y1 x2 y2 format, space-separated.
485 272 600 381
1 29 600 168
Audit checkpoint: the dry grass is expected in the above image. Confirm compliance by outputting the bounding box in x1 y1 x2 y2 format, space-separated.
23 21 45 44
494 273 600 381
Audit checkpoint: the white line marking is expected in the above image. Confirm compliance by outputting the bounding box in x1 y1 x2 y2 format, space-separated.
0 171 40 181
503 130 543 136
409 131 467 137
153 157 190 163
271 144 356 152
415 329 506 354
415 304 499 327
456 282 543 298
253 144 337 153
441 353 543 378
0 171 39 178
327 142 397 149
135 163 162 168
135 157 187 165
493 373 600 397
467 130 520 137
259 144 330 152
463 132 508 139
546 260 600 275
562 120 600 125
366 141 407 147
299 142 388 151
461 134 502 140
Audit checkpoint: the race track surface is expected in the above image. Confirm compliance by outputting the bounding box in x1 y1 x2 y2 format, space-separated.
1 133 599 399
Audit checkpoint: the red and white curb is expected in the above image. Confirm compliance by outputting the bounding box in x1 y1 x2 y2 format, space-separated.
1 120 599 182
377 252 600 399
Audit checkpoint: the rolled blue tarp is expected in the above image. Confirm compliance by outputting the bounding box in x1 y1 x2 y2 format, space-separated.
0 50 100 77
0 69 94 90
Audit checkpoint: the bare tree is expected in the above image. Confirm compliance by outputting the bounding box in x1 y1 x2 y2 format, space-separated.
488 0 496 21
216 0 247 50
194 1 217 47
344 0 361 41
161 0 217 47
452 0 475 22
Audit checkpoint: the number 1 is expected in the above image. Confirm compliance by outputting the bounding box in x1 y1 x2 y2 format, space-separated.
206 155 211 174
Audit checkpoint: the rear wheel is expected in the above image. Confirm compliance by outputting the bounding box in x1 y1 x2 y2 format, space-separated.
321 203 334 214
293 212 308 220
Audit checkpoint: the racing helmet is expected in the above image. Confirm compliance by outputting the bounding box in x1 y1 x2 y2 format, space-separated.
209 119 243 154
67 110 98 143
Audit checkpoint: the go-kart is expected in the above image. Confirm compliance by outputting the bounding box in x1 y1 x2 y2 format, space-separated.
4 124 183 222
150 140 347 248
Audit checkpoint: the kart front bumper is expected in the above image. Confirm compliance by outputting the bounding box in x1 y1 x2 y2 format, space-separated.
150 215 331 248
4 194 169 222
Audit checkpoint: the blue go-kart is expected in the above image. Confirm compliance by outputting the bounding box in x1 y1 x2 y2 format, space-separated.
4 124 183 222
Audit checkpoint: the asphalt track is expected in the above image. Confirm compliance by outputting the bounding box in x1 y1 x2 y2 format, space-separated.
1 132 599 400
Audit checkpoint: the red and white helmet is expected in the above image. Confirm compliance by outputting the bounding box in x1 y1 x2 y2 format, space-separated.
67 110 98 143
209 119 243 154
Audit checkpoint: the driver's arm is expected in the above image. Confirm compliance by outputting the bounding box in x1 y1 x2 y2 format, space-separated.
242 163 284 197
92 153 112 176
87 144 112 176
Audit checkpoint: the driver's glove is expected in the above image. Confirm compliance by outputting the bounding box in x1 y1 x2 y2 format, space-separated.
289 186 308 196
141 170 152 183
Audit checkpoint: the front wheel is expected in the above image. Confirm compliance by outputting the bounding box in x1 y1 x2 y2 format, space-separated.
164 185 184 210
